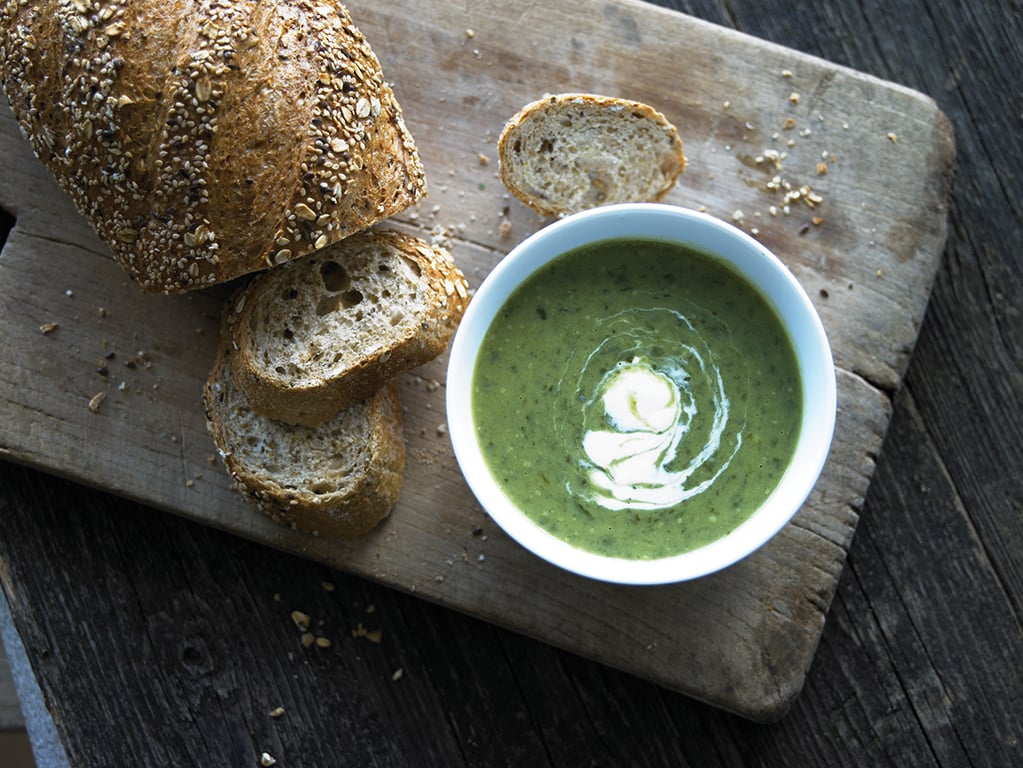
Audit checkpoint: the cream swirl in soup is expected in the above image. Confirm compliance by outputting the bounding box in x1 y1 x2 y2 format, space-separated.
557 310 742 513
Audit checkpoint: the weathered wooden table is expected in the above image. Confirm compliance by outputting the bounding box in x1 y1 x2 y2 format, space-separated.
0 0 1020 765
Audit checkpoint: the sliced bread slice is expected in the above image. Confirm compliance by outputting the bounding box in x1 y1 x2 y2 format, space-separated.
204 345 405 539
497 93 686 217
225 228 469 427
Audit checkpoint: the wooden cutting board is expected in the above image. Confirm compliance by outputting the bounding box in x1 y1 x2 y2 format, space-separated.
0 0 953 721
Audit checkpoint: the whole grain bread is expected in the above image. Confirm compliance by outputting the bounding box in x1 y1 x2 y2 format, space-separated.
224 228 469 427
204 344 405 538
498 93 685 217
0 0 426 293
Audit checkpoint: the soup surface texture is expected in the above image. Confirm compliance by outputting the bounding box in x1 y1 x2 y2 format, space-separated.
472 238 802 560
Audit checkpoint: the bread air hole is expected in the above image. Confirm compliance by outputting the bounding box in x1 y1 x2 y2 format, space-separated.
398 255 422 278
319 260 351 292
314 289 363 316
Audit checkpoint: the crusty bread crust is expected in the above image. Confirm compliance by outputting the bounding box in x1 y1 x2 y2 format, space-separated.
224 228 469 427
0 0 426 293
498 93 685 217
204 344 405 539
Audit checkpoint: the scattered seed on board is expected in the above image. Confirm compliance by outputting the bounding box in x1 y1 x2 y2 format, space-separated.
352 623 383 643
88 391 106 413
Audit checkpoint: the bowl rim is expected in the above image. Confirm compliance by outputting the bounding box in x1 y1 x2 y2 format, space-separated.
446 202 837 585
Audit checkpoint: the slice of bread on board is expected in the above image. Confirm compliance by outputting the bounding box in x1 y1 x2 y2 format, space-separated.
204 344 405 539
223 228 469 427
0 0 426 293
498 93 685 217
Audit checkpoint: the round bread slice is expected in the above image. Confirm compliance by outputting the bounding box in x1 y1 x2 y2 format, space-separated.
497 93 686 217
225 228 469 427
204 345 405 539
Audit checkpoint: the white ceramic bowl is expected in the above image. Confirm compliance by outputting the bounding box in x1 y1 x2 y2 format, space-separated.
446 203 836 585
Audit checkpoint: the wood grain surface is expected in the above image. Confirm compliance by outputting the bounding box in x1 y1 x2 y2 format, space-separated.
0 0 953 724
0 0 1020 766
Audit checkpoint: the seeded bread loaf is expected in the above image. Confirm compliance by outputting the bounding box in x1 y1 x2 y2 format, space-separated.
0 0 426 293
204 344 405 538
224 228 469 427
498 93 685 217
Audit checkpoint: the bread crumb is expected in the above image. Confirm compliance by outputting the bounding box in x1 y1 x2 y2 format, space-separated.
269 707 285 719
782 69 793 78
478 152 489 166
465 28 475 38
260 753 277 767
321 580 335 592
498 219 512 238
39 322 59 334
290 610 311 630
391 668 404 681
300 632 315 648
816 162 828 175
788 92 800 104
887 132 898 143
314 636 332 648
783 117 796 130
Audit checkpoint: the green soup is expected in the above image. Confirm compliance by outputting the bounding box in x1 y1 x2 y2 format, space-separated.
472 238 803 560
